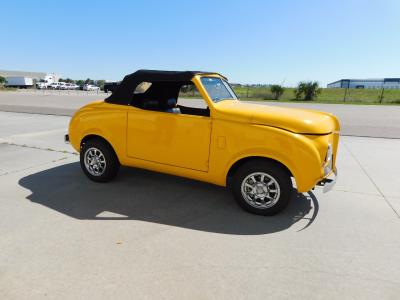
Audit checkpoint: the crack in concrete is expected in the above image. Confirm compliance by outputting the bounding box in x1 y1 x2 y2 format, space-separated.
0 141 78 155
333 189 380 196
341 134 400 140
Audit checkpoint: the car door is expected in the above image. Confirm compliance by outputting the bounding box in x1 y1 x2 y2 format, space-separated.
126 108 212 172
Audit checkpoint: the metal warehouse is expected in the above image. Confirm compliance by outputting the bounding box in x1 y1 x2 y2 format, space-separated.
327 78 400 89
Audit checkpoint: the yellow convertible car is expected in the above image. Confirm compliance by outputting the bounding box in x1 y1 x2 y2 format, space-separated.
66 70 339 215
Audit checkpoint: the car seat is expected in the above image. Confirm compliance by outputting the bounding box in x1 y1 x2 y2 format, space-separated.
165 98 181 114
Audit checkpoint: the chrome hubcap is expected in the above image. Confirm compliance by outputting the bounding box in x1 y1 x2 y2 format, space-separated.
84 147 106 176
241 172 281 209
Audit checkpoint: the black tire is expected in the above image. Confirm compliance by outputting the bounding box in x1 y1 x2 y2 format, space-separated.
80 138 120 182
231 159 293 216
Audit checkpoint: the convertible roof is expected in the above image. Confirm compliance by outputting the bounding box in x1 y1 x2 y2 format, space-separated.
105 69 226 105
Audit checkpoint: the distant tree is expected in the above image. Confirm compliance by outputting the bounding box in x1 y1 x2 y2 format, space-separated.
180 85 189 93
96 80 105 90
59 78 74 83
84 78 94 85
75 80 85 86
0 76 6 85
294 81 321 100
270 85 285 100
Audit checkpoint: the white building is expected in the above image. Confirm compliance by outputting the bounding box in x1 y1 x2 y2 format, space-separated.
327 78 400 89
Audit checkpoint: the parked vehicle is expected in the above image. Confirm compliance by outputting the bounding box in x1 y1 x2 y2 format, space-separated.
66 70 340 216
60 83 80 90
5 76 33 88
36 82 48 89
104 82 120 93
36 74 58 89
48 82 64 89
69 83 80 90
58 82 67 90
83 84 100 91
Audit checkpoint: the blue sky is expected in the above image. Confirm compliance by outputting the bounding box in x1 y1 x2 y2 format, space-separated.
1 0 399 86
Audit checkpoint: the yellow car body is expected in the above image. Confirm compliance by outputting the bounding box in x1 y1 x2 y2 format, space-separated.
68 73 339 194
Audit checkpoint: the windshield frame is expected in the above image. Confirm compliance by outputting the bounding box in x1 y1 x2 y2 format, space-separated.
200 76 238 103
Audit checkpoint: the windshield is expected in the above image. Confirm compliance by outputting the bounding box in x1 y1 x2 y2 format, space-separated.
200 77 238 102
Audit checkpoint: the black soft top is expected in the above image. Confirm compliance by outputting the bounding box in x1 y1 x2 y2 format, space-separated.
105 69 226 105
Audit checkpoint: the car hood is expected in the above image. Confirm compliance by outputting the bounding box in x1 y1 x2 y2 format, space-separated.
213 100 339 134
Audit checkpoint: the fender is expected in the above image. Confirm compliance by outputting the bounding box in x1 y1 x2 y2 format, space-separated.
215 125 324 192
68 105 127 162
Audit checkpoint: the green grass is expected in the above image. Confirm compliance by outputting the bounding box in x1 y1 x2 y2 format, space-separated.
232 86 400 105
0 86 17 91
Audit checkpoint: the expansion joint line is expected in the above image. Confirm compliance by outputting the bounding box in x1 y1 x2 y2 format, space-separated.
0 141 78 155
342 142 400 219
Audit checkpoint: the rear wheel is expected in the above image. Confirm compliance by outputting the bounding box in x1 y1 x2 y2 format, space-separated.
80 138 120 182
231 159 293 215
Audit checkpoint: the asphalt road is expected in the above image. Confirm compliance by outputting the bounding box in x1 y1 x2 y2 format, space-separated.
1 91 400 138
0 110 399 299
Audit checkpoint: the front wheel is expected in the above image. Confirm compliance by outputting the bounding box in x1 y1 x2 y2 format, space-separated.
80 138 120 182
231 160 293 215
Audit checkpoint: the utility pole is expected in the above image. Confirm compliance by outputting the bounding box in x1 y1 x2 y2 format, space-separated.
343 88 348 102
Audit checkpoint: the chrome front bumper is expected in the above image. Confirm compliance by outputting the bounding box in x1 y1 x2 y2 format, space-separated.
317 169 337 193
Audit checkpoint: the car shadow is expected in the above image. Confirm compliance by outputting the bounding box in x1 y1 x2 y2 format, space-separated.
18 162 319 235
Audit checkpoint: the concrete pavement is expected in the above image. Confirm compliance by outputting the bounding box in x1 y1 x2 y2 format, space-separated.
0 111 399 299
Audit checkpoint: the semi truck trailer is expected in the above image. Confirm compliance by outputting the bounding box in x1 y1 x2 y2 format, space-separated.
5 76 33 88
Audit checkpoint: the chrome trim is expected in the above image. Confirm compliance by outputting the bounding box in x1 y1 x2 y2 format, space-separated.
84 147 107 176
321 170 337 193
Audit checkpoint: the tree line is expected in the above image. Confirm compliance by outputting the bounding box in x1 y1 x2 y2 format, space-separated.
58 78 106 89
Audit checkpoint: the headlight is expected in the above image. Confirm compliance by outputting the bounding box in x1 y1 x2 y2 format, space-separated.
324 143 333 176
